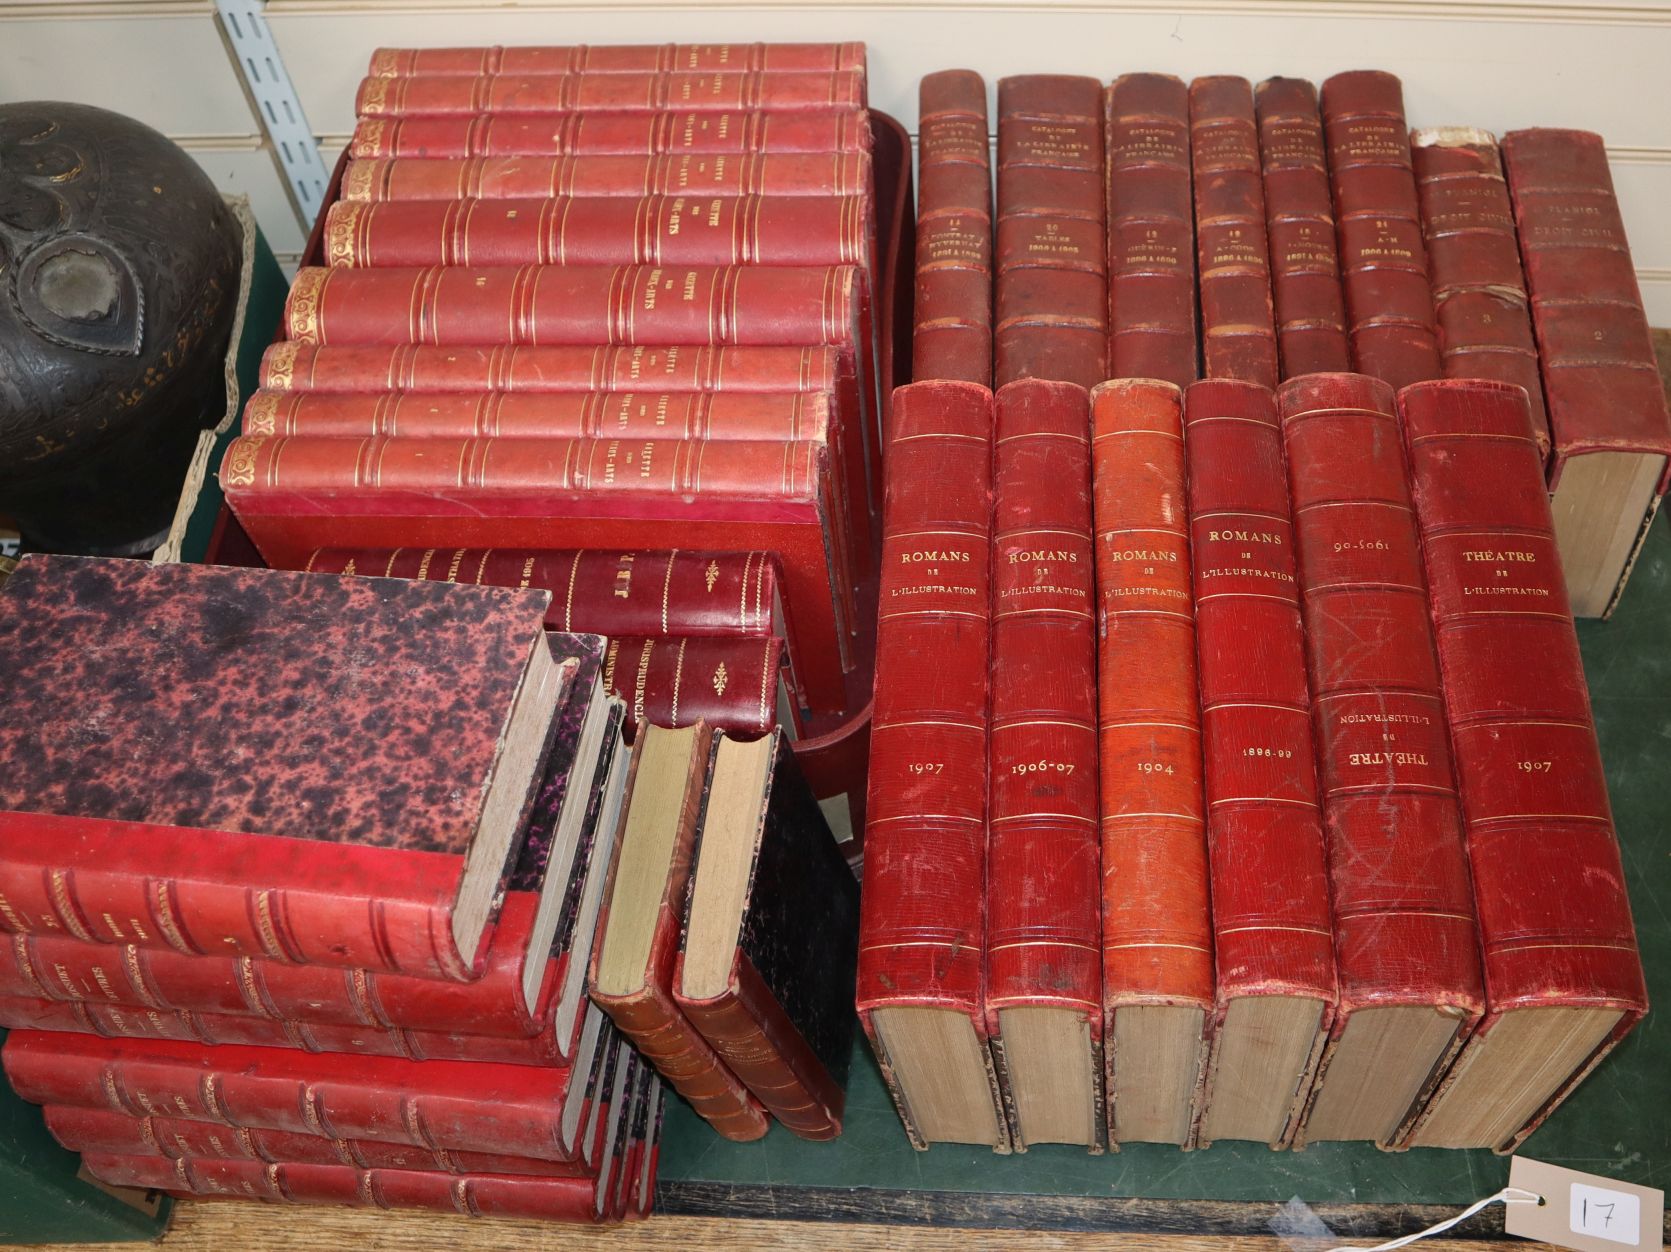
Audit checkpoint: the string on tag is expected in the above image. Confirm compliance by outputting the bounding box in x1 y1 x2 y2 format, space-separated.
1320 1186 1546 1252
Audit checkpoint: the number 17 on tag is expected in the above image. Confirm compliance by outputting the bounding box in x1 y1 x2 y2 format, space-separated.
1506 1157 1663 1252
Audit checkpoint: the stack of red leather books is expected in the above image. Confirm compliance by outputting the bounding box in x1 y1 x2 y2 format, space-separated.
859 66 1649 1158
0 557 660 1222
218 41 887 737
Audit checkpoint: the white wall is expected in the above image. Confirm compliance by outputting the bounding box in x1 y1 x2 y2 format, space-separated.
6 0 1669 320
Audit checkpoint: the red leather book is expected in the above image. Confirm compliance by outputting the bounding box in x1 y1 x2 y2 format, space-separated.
1255 78 1350 377
995 75 1107 389
367 43 868 77
857 380 1007 1152
1410 130 1550 460
985 379 1102 1151
242 388 830 443
602 635 784 735
1189 77 1278 390
3 1029 604 1163
279 264 862 350
0 993 580 1066
0 890 556 1040
1090 379 1210 1147
259 343 848 399
303 547 779 638
354 71 867 119
674 730 859 1141
1104 74 1197 390
1397 378 1647 1152
322 195 870 270
1500 128 1671 618
0 557 560 983
1182 379 1335 1149
348 110 873 160
1278 373 1483 1147
343 153 871 203
46 1106 595 1178
914 69 993 386
590 723 771 1142
1318 72 1441 389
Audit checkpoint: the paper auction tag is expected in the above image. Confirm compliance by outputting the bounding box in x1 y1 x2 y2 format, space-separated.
1506 1157 1663 1252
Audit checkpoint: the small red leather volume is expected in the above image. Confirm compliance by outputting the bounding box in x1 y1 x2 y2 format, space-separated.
322 195 870 270
340 153 873 201
0 557 562 983
348 110 874 160
1104 74 1198 389
1278 373 1483 1148
857 380 1008 1151
280 264 862 350
995 75 1107 389
1189 77 1278 389
241 388 831 443
366 43 869 77
590 723 771 1142
1500 128 1671 618
1318 72 1441 389
914 70 993 386
46 1106 596 1178
1090 379 1210 1148
354 70 868 119
1183 379 1336 1148
1254 78 1350 377
986 379 1103 1151
1410 129 1550 459
303 548 780 639
259 343 848 399
1397 379 1646 1152
2 1030 602 1163
601 635 785 735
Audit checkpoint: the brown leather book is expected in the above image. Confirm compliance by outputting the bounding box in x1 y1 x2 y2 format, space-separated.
675 729 859 1140
995 75 1107 389
589 723 769 1141
914 70 994 385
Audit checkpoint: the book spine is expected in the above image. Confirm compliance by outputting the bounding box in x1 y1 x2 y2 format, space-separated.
1397 378 1646 1145
343 153 872 202
600 636 782 735
0 817 471 980
322 195 869 270
81 1153 607 1223
47 1107 588 1178
1182 377 1337 1145
260 343 845 397
348 110 873 159
2 1034 581 1163
1189 77 1279 390
985 380 1102 1068
1319 71 1442 388
367 43 868 77
1500 129 1671 489
355 70 867 119
1104 74 1198 390
1091 380 1212 1020
279 264 858 349
1410 130 1551 459
675 951 844 1141
219 436 822 500
995 75 1107 389
1277 372 1483 1032
305 548 777 638
0 894 549 1038
0 994 565 1066
856 380 996 1143
1254 78 1350 378
243 389 829 443
914 70 994 386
